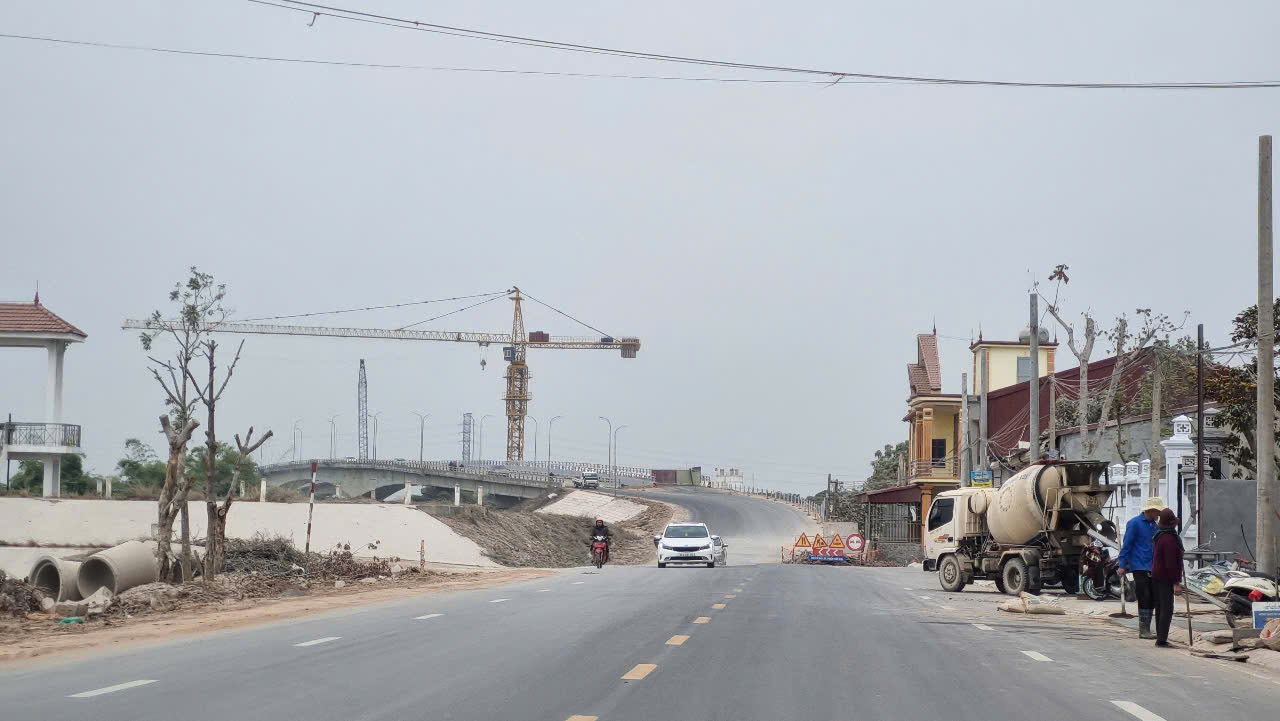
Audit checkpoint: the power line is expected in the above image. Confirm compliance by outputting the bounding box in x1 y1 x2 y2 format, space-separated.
253 0 1280 90
0 32 880 85
238 291 507 322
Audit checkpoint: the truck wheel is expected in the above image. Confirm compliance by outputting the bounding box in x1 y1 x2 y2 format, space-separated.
1025 565 1043 595
1059 572 1079 595
938 556 967 592
1001 557 1030 596
994 574 1007 594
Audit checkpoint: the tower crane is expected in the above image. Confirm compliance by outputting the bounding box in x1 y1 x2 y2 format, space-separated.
122 287 639 462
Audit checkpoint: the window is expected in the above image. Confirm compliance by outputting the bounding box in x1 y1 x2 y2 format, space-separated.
664 525 710 539
927 498 954 532
1016 355 1033 384
931 439 947 467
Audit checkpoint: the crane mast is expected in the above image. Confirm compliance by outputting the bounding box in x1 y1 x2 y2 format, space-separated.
503 289 531 461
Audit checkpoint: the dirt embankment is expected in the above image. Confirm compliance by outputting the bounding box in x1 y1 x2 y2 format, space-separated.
427 495 682 567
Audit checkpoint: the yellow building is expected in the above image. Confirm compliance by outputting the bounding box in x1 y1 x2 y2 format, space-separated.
970 327 1056 394
904 333 962 483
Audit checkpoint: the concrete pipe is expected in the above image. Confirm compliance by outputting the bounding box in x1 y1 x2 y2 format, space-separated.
77 540 160 598
29 555 83 602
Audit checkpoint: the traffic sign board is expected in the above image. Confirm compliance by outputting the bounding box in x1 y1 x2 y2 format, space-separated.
828 533 845 549
809 547 845 561
846 533 865 552
793 533 811 548
812 533 827 549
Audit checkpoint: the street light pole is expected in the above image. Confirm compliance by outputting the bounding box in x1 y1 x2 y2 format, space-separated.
528 416 539 465
327 415 338 459
598 416 612 490
480 414 494 463
371 412 383 461
549 415 564 469
613 425 628 497
292 420 303 462
412 412 430 463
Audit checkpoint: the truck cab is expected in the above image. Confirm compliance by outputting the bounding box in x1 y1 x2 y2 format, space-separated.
923 488 984 570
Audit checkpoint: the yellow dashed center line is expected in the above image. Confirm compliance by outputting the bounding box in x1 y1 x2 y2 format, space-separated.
712 603 726 609
566 716 598 721
622 663 657 680
725 594 736 598
693 616 711 624
734 588 744 592
666 634 690 645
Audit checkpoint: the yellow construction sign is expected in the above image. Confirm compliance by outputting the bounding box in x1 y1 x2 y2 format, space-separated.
828 533 845 549
812 533 827 549
793 533 811 548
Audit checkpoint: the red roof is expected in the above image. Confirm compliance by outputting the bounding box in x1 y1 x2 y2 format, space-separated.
907 333 942 397
0 302 87 338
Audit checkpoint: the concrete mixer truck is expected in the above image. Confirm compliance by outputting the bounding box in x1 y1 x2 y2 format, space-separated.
923 460 1118 596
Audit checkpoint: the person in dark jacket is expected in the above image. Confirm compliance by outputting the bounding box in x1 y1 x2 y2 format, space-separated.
1151 508 1184 648
588 518 612 563
1117 497 1165 639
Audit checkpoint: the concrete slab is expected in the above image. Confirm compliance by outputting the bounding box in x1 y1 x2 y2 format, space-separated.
535 490 645 524
0 498 496 567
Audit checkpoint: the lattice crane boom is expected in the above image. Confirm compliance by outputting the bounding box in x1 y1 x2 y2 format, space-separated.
122 287 640 462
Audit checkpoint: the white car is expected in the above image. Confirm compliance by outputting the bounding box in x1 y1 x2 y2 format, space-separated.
654 522 721 568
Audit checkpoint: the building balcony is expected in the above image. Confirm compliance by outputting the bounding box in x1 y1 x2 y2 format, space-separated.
909 456 958 481
0 422 83 455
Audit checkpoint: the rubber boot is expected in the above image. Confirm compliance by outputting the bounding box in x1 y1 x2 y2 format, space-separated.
1138 611 1155 639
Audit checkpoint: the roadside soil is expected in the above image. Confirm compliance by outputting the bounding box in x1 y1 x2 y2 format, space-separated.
0 567 551 667
427 495 685 567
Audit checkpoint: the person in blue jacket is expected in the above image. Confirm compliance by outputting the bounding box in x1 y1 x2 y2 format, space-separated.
1117 497 1166 639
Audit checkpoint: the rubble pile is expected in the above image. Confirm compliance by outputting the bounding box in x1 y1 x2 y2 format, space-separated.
0 571 44 617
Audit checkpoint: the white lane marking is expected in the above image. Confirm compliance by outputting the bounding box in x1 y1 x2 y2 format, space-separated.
918 595 932 600
1112 700 1168 721
903 587 913 591
572 581 585 585
972 623 994 631
294 636 341 647
68 680 158 698
536 589 551 592
414 613 443 620
1021 651 1053 662
940 605 956 610
489 598 510 603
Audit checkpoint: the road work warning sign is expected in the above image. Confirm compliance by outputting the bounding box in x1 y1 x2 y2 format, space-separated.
828 534 845 549
812 534 827 549
793 533 811 548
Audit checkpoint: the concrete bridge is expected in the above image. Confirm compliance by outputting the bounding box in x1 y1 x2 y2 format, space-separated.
257 459 654 503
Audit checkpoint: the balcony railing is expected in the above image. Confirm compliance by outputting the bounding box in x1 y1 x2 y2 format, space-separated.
0 422 82 448
909 456 957 480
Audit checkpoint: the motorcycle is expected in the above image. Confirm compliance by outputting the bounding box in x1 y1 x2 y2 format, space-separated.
1080 544 1135 602
591 534 609 569
1223 572 1279 628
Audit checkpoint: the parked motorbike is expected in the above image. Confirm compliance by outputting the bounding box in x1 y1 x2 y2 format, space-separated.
1223 572 1279 628
1080 544 1135 602
591 534 609 569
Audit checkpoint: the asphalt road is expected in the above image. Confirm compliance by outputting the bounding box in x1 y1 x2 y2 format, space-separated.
621 486 812 564
4 489 1278 721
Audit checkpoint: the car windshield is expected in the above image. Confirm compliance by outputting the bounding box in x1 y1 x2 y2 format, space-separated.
664 526 709 539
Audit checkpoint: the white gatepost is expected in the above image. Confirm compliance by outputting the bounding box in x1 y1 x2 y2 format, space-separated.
476 484 484 506
454 482 461 506
404 481 412 505
1160 415 1198 548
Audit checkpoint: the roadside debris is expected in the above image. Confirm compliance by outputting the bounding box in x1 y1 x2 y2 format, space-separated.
998 592 1066 615
0 571 44 617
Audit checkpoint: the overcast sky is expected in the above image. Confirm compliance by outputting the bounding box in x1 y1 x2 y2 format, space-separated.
2 2 1278 493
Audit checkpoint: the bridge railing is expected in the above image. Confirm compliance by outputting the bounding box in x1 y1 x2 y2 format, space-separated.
259 458 656 483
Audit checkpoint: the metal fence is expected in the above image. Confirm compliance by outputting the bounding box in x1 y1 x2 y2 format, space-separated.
909 456 957 480
0 422 82 448
865 502 921 544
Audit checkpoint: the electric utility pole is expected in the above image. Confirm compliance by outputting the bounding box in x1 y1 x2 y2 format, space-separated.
1258 134 1276 575
1029 294 1040 462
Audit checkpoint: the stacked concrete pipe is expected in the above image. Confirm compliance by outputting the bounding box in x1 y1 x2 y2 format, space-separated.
28 556 83 602
77 540 161 598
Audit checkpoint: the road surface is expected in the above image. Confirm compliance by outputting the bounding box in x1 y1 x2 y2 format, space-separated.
622 486 812 564
3 489 1277 721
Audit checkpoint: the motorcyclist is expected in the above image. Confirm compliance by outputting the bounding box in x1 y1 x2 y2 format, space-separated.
589 518 613 563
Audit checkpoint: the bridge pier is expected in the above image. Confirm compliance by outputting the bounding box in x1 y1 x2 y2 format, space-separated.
454 482 461 506
476 484 484 506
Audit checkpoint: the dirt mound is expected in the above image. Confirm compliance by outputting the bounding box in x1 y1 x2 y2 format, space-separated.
427 496 679 567
0 571 44 618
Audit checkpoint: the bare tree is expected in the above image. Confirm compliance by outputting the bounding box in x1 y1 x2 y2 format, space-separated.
1039 264 1185 459
187 336 243 580
206 428 272 576
138 268 226 582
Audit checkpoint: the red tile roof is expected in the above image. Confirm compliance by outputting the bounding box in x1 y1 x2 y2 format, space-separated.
917 334 941 390
907 364 932 396
0 302 87 338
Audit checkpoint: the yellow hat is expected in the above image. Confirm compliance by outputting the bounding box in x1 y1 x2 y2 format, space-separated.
1141 497 1167 512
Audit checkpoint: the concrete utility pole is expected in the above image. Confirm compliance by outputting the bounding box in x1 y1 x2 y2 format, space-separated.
1049 375 1057 457
960 372 970 486
1150 357 1162 497
1257 134 1276 575
1196 325 1205 525
1029 294 1040 462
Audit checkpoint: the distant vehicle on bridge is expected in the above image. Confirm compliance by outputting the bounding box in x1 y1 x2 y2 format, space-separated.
579 471 600 489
